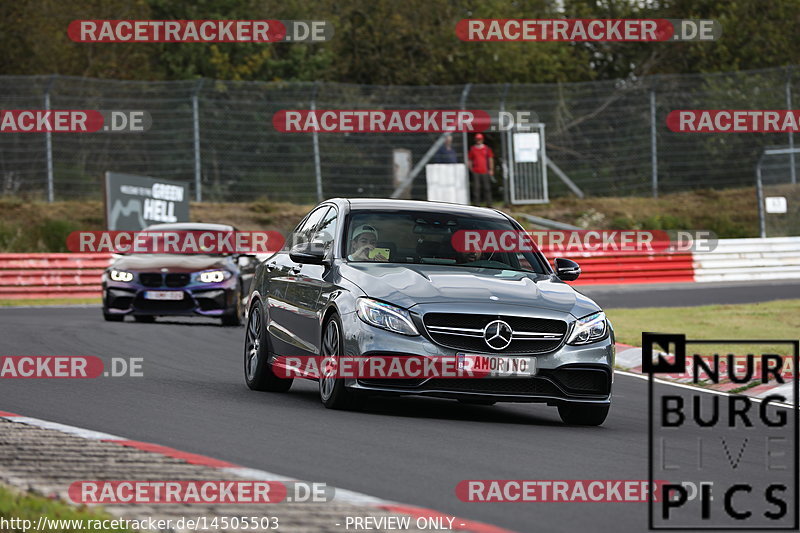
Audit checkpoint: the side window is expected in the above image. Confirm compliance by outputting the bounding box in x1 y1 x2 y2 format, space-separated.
288 206 329 251
516 253 534 271
312 207 338 258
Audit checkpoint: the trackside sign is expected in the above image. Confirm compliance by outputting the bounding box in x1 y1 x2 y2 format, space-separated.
105 172 189 231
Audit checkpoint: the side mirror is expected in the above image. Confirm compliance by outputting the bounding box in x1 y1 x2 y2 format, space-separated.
554 258 581 281
289 242 327 265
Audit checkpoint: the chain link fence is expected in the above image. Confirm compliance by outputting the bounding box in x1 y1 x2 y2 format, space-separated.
2 67 800 203
760 148 800 238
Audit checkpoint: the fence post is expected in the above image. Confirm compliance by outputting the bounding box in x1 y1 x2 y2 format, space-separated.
786 71 796 184
311 83 323 202
756 157 766 238
44 76 56 202
500 83 510 205
192 79 203 202
459 83 472 166
650 89 658 198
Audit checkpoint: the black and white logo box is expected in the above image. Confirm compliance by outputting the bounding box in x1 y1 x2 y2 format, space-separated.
645 332 799 530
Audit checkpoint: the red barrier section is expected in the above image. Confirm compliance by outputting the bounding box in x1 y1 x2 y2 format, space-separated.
0 249 695 300
0 253 111 299
539 250 695 285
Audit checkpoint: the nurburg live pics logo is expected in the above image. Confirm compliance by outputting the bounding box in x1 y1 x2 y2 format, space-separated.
644 332 799 530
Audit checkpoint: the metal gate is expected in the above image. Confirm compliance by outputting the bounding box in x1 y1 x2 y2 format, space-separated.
503 123 548 204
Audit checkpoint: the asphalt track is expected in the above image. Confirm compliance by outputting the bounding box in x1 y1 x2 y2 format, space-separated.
581 279 800 309
1 283 797 532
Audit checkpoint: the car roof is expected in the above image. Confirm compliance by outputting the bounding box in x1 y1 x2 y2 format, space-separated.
332 198 510 220
143 222 235 232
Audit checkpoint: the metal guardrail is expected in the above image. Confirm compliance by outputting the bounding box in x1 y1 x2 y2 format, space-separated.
0 253 110 299
556 253 695 285
692 237 800 282
1 238 798 299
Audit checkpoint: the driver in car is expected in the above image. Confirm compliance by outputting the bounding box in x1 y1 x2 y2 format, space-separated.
456 249 483 263
348 225 389 261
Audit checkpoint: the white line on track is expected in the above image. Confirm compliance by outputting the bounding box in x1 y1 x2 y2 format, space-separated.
11 416 124 440
0 304 101 309
614 369 795 409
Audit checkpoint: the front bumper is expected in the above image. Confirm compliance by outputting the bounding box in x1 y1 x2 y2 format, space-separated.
339 310 614 405
103 280 238 317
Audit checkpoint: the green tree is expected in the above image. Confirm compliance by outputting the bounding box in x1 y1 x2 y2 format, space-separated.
0 0 156 79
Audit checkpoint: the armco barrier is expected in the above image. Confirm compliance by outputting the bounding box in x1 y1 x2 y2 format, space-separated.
692 237 800 283
542 236 800 285
540 249 695 285
0 253 111 299
0 238 798 300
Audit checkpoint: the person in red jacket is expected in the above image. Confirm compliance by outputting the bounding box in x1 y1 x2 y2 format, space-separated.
467 133 494 205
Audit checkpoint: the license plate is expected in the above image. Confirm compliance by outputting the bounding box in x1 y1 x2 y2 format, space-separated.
458 353 536 377
143 291 184 301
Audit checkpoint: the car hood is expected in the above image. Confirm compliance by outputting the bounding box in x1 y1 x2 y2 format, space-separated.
110 254 230 273
339 263 600 317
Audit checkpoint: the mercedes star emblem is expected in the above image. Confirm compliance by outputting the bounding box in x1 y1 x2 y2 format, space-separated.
483 319 513 351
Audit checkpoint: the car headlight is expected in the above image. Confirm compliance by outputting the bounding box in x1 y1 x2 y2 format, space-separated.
356 298 419 336
198 270 231 283
567 311 608 345
109 269 134 282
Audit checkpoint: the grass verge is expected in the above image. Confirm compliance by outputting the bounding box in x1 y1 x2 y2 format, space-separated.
515 186 772 237
0 186 783 253
0 197 311 253
0 483 131 533
607 299 800 357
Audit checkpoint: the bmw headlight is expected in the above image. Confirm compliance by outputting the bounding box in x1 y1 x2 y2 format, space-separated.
198 270 231 283
567 311 608 345
356 298 419 336
109 269 134 282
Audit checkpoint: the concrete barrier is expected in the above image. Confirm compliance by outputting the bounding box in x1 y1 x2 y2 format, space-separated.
692 237 800 282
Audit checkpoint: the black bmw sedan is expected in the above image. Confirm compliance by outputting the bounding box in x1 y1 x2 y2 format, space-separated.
102 223 256 326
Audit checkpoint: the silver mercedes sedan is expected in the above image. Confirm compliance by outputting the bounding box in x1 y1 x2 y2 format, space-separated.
244 198 614 426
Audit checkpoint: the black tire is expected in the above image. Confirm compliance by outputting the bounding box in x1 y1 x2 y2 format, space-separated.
458 399 497 406
558 403 610 426
319 314 361 410
221 286 243 326
103 310 124 322
133 315 155 323
244 301 292 392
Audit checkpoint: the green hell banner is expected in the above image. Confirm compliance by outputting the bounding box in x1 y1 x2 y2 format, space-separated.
104 172 190 231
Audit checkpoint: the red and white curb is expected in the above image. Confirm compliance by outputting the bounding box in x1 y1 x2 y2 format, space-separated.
0 409 514 533
615 343 797 406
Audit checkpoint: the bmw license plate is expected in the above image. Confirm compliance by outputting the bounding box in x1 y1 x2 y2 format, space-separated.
458 353 536 377
143 291 184 301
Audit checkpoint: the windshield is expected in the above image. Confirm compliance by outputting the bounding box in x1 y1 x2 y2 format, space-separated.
344 210 547 274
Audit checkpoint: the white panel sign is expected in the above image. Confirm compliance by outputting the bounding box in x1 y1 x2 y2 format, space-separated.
765 196 788 214
513 132 540 163
425 164 469 204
